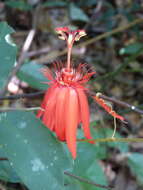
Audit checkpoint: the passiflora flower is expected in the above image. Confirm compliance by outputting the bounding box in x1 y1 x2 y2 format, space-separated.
37 27 125 159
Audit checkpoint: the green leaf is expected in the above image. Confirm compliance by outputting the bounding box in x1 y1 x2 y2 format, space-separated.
17 61 49 90
0 160 21 183
0 22 17 89
128 153 143 185
73 143 99 174
72 141 107 190
119 43 143 55
0 111 70 190
64 176 83 190
69 3 89 22
0 143 20 182
6 0 33 11
73 159 107 190
81 161 107 190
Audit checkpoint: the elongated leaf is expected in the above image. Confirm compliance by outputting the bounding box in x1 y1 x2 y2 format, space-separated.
0 22 17 89
80 160 107 190
0 111 70 190
6 0 33 11
17 61 49 90
128 153 143 185
119 43 143 55
72 143 107 190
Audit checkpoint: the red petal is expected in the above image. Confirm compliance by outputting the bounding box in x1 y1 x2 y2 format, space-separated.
42 86 59 130
66 88 79 159
55 87 69 141
37 85 55 118
76 88 92 140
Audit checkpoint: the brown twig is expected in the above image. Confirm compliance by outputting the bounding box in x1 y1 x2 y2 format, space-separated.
0 91 44 100
88 91 143 115
0 90 143 114
99 94 143 114
64 171 113 189
27 47 51 58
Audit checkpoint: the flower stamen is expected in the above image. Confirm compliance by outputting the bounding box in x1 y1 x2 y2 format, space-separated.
55 27 86 71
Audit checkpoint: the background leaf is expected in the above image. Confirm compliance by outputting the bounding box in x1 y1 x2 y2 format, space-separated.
0 22 17 89
72 141 107 190
69 3 89 22
43 1 67 8
79 160 107 190
17 61 49 90
128 153 143 185
0 160 21 183
119 43 143 55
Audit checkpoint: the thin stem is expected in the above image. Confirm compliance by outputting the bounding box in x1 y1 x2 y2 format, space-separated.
0 91 44 100
78 137 143 143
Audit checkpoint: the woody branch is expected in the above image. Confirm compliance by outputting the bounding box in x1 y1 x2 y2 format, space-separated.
0 91 143 114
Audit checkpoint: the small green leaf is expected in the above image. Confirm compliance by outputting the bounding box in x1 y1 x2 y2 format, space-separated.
73 159 107 190
0 143 20 183
6 0 33 11
0 22 17 89
0 111 70 190
119 43 143 55
128 153 143 185
81 161 107 190
69 3 89 22
73 143 99 174
64 176 83 190
0 160 21 183
43 1 67 7
72 141 107 190
77 0 97 7
17 61 49 90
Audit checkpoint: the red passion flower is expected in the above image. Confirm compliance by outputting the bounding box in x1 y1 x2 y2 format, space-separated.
37 27 125 159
